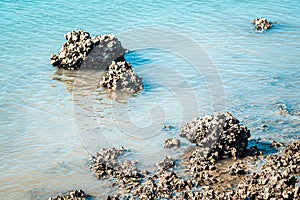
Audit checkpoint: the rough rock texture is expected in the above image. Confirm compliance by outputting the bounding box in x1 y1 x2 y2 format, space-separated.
103 140 300 200
271 140 284 148
163 138 180 148
48 190 86 200
264 140 300 174
252 18 272 31
180 112 250 159
227 160 247 175
50 30 126 70
90 147 141 190
157 156 175 171
99 61 144 93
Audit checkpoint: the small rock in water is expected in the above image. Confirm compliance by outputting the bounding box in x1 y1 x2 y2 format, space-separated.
48 190 86 200
271 140 284 148
163 138 180 148
99 61 144 93
252 17 273 31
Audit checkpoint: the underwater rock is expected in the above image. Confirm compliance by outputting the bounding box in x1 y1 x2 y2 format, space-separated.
163 138 180 148
99 61 144 93
180 112 250 159
157 156 175 171
50 30 126 70
252 18 272 31
48 190 86 200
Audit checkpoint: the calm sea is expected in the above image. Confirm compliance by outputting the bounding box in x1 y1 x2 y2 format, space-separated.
1 0 299 199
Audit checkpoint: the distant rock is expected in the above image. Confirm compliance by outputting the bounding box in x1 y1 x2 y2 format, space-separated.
50 30 126 70
252 18 272 31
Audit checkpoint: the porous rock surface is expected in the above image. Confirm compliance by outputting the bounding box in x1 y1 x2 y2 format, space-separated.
163 138 180 148
50 30 126 70
84 114 299 199
48 190 86 200
99 61 144 93
90 147 141 190
252 18 272 31
264 140 300 174
180 112 250 159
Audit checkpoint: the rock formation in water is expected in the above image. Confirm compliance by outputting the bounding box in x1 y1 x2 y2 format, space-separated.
99 61 144 93
180 112 250 159
48 190 87 200
252 18 272 31
49 30 126 70
163 138 180 148
90 147 141 190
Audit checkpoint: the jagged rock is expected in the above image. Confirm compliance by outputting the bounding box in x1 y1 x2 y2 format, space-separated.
99 61 143 93
163 138 180 148
227 161 247 175
50 30 126 70
90 147 141 190
271 140 284 148
48 190 86 200
157 156 175 171
180 112 250 159
252 18 272 31
264 140 300 174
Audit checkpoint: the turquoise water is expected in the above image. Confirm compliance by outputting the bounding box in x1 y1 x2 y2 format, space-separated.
1 0 300 199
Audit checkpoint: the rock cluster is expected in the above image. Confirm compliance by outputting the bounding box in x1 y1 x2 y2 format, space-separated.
99 61 144 93
184 140 300 200
48 190 86 200
90 147 141 190
180 112 250 159
264 140 300 173
100 141 300 200
51 112 298 200
271 140 284 148
252 18 272 31
226 160 247 175
156 156 175 171
163 138 180 148
50 30 126 70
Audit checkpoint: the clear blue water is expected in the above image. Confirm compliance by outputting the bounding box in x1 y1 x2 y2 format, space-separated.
1 0 300 199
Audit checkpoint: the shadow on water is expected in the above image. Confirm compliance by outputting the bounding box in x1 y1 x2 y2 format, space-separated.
248 139 279 156
124 50 153 67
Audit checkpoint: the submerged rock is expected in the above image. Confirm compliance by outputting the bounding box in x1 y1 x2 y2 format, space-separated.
48 190 86 200
163 138 180 148
252 18 272 31
50 30 126 70
180 112 250 159
99 61 144 93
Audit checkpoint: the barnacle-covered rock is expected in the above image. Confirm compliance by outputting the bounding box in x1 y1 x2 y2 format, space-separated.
48 190 86 200
180 112 250 159
90 147 141 190
252 18 272 31
163 138 180 148
50 30 125 70
99 61 144 93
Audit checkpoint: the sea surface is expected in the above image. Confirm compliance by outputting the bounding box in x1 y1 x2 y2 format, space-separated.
1 0 300 199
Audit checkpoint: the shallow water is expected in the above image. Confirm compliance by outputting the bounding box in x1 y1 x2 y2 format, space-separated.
1 0 300 199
